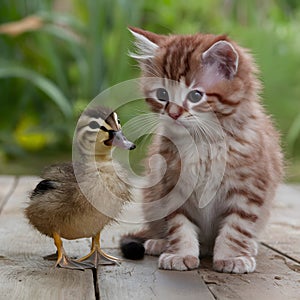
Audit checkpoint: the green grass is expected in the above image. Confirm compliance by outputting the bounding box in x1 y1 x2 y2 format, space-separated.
0 148 71 176
0 0 300 181
286 159 300 183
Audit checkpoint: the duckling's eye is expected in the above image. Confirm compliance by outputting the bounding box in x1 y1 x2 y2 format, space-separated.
187 90 204 103
117 119 120 124
89 121 101 129
156 88 169 102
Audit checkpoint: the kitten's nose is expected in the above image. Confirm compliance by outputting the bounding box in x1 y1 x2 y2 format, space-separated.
166 102 184 120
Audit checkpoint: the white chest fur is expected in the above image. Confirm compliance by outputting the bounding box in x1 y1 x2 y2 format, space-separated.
173 133 227 252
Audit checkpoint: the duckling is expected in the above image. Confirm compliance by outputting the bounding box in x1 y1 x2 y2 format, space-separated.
25 106 135 270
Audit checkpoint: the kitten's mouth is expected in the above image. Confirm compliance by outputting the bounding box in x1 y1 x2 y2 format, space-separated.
167 115 188 127
162 108 193 127
172 113 194 124
175 118 187 126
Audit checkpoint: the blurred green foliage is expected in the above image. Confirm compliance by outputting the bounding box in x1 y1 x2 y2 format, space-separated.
0 0 299 180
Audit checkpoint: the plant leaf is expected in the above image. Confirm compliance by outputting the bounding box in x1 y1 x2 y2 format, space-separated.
287 114 300 153
0 66 72 118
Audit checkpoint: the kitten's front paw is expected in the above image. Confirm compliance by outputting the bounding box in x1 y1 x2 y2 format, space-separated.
144 239 167 256
158 253 199 271
213 256 256 273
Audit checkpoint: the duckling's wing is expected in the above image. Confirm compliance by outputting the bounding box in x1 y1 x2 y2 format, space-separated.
41 162 77 183
30 179 58 198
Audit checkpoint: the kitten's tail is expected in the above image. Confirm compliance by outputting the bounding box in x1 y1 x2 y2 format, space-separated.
120 235 145 260
120 220 166 260
120 229 152 260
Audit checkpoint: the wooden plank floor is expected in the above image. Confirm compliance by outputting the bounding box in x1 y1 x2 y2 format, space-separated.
0 176 299 300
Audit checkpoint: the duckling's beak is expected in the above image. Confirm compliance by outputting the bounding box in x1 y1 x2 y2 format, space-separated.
111 130 136 150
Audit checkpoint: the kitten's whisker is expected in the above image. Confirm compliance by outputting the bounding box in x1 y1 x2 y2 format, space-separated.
136 122 159 150
189 116 224 139
130 108 152 115
202 129 221 145
199 120 225 141
204 118 235 137
190 122 206 143
190 119 220 145
199 122 222 144
125 121 159 138
124 116 159 139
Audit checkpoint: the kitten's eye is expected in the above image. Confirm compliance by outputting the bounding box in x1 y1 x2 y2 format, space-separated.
187 90 204 103
89 121 101 129
156 88 169 102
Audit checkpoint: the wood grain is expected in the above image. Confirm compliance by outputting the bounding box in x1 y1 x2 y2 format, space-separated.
98 249 214 300
0 176 16 210
0 177 95 300
261 184 300 262
1 177 300 300
99 184 300 300
201 246 300 300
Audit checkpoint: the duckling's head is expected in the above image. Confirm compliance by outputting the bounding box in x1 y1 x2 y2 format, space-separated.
75 106 135 158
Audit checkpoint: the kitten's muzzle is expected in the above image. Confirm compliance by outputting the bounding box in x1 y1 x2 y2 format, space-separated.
165 102 184 120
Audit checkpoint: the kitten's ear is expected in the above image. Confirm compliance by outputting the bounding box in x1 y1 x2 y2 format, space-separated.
202 40 239 80
128 26 164 60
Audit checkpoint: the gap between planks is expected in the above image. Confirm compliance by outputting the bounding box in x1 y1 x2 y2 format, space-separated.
0 176 18 214
261 242 300 265
96 243 300 300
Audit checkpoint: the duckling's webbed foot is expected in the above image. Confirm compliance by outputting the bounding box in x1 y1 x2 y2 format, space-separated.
99 248 122 265
77 248 121 267
52 232 90 271
44 251 78 261
76 233 122 268
56 253 91 270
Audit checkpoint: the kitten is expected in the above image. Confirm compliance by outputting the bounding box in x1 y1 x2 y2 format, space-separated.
120 27 283 273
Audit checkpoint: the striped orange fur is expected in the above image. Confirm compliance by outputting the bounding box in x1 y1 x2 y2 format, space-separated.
120 27 283 273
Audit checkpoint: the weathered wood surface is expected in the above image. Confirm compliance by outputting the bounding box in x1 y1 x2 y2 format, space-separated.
98 249 214 300
101 183 300 300
0 177 299 300
0 176 16 210
0 176 95 300
201 247 300 300
261 184 300 263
